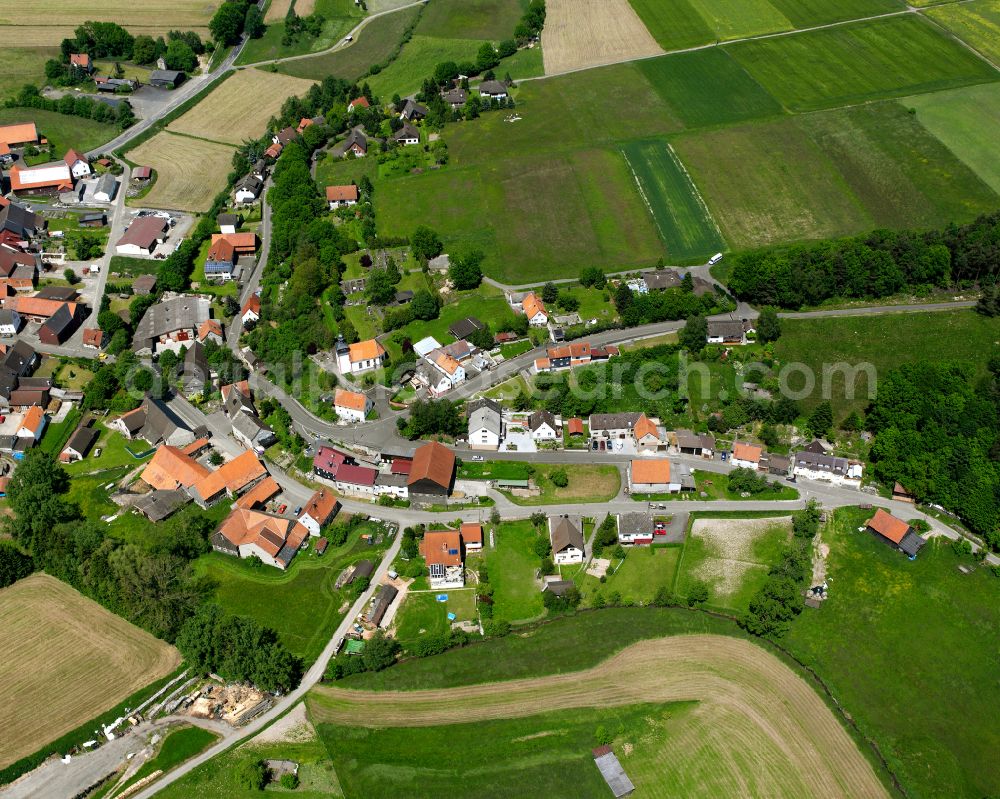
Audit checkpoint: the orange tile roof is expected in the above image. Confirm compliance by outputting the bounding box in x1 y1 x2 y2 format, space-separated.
335 388 368 411
221 380 250 401
522 291 546 320
207 236 235 263
242 295 261 316
18 405 44 435
348 96 369 109
6 297 76 319
566 417 584 435
733 442 762 463
8 163 73 192
141 445 211 490
194 449 267 500
867 509 910 544
69 53 90 68
211 232 257 252
460 522 483 546
64 148 87 166
297 117 314 131
236 475 281 509
633 414 660 441
264 142 282 159
301 489 339 524
436 353 461 375
218 508 307 557
420 529 462 567
534 357 550 370
326 184 359 202
181 437 211 456
348 338 386 363
631 459 670 485
82 328 103 347
408 441 455 490
198 319 223 340
0 122 38 146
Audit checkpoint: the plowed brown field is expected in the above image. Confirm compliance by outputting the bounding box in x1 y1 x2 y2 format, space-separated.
542 0 663 75
311 634 888 798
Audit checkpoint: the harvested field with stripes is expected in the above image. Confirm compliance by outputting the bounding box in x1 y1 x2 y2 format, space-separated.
0 574 180 769
311 634 889 798
167 69 316 145
127 132 235 212
542 0 663 75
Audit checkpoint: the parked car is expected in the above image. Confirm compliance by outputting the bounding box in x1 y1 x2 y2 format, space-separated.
277 503 287 514
472 455 484 461
293 506 302 515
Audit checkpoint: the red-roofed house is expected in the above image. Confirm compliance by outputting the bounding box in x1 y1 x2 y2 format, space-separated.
731 441 763 470
628 459 678 494
69 53 93 73
299 489 340 536
212 509 309 570
82 328 103 349
348 96 369 112
327 184 359 209
334 388 372 422
241 295 261 324
866 508 926 558
420 529 464 587
64 149 91 178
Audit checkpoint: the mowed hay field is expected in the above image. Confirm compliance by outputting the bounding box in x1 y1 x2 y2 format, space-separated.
0 574 180 769
542 0 662 75
168 69 315 145
621 139 724 260
311 635 889 798
416 0 525 40
926 0 1000 66
909 82 1000 195
127 132 235 212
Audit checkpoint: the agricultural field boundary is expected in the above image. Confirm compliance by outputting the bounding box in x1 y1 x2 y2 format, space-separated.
312 634 890 798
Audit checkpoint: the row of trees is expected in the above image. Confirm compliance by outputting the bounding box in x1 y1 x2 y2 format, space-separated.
6 84 135 130
615 280 733 328
728 214 1000 309
210 0 265 47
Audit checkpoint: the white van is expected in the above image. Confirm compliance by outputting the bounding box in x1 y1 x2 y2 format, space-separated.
708 252 724 265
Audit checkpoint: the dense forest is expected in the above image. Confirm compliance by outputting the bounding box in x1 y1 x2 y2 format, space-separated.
728 213 1000 308
867 359 1000 548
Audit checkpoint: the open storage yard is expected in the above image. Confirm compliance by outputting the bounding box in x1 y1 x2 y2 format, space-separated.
167 69 317 145
542 0 663 75
126 132 235 212
310 634 888 798
0 574 180 769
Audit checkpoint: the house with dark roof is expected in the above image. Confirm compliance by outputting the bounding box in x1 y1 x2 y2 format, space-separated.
549 515 584 564
235 174 264 204
674 429 715 458
449 316 485 340
60 424 98 462
132 293 211 355
478 80 509 100
366 583 398 627
38 302 79 345
468 398 503 450
707 316 752 345
529 409 558 441
111 394 195 447
181 341 210 397
792 450 863 486
617 512 653 545
441 87 468 108
399 99 428 121
149 69 184 88
393 123 420 146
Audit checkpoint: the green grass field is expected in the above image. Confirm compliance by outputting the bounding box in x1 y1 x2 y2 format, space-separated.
500 463 621 506
729 15 998 112
796 100 999 229
277 4 421 80
237 0 363 65
416 0 525 39
576 545 682 605
365 35 484 98
119 725 217 792
767 0 903 26
193 524 389 665
314 703 687 798
926 0 1000 65
637 49 783 128
0 49 57 102
621 139 724 261
674 515 792 612
0 107 117 155
773 309 1000 415
673 115 870 248
484 520 545 623
627 0 716 50
785 507 1000 799
688 0 792 40
908 82 1000 194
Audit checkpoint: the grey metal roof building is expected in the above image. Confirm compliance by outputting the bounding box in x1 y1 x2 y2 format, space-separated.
592 746 635 797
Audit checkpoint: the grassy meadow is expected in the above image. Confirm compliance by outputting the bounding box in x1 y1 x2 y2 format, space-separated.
416 0 525 39
484 520 546 622
0 107 117 155
785 507 1000 799
925 0 1000 65
575 544 683 605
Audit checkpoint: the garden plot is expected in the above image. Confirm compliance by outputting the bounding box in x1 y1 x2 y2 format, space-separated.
679 516 792 610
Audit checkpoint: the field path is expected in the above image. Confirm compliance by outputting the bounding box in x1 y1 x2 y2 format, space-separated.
310 634 889 799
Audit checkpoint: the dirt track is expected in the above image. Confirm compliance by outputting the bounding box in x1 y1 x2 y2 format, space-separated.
542 0 663 75
311 635 888 798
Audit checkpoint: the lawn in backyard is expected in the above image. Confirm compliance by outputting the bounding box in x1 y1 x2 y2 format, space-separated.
193 523 389 665
416 0 525 39
621 138 724 261
0 107 117 155
925 0 1000 66
773 310 1000 416
500 463 621 506
109 255 159 276
785 506 1000 799
392 590 477 649
674 514 792 612
0 49 58 102
39 408 82 457
577 544 682 606
64 426 152 475
484 520 545 623
728 15 998 112
636 48 783 128
312 703 689 799
908 82 1000 195
276 4 422 81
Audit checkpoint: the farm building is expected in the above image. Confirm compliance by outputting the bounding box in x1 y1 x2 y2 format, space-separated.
63 149 90 178
38 303 80 345
116 215 169 256
8 162 73 194
407 441 455 507
448 316 484 339
0 122 38 148
592 746 635 797
674 429 714 458
149 70 184 88
628 459 679 494
892 482 916 503
366 583 398 627
212 509 309 570
94 173 118 202
866 509 926 558
132 293 211 355
112 394 195 447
